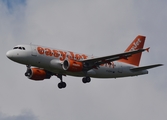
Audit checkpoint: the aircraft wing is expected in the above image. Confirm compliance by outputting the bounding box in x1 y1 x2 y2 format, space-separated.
80 48 149 70
130 64 163 71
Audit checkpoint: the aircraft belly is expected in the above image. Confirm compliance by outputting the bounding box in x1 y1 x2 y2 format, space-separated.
89 65 148 78
91 67 118 78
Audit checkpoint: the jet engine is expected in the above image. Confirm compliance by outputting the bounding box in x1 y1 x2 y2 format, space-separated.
25 68 51 80
62 59 83 72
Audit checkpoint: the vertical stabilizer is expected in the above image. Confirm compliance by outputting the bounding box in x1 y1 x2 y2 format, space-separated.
119 35 146 66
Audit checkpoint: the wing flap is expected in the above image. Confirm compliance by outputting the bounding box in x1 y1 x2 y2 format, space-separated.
130 64 163 71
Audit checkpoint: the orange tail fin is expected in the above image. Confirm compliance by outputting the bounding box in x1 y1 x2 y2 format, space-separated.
119 35 146 66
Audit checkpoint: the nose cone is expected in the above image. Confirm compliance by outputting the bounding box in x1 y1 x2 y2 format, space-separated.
6 50 13 59
6 49 29 64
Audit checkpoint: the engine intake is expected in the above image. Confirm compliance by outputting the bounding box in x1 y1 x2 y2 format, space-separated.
62 59 83 72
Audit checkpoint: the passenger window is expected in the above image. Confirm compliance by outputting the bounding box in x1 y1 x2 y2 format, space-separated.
22 47 25 50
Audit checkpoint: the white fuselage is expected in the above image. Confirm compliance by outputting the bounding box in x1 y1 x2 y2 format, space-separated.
6 44 148 79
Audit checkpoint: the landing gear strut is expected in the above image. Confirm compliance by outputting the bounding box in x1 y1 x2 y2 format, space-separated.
57 74 66 89
25 65 31 77
82 76 91 83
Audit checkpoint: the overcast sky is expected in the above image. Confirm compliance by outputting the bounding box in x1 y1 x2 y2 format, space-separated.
0 0 167 120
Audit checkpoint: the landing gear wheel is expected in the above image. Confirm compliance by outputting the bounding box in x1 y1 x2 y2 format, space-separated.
82 77 87 83
25 72 30 76
58 83 62 89
82 77 91 83
86 77 91 83
57 74 66 89
58 82 66 89
62 82 66 88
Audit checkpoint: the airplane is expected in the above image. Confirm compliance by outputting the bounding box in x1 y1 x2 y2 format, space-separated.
6 35 163 89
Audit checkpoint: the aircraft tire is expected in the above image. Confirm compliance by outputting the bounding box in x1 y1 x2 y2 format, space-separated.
58 82 66 89
86 77 91 83
82 77 91 83
82 77 87 83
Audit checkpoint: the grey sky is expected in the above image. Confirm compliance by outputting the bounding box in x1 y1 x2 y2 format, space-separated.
0 110 37 120
0 0 167 120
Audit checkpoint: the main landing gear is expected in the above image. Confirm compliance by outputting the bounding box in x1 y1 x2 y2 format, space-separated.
82 76 91 83
57 74 66 89
56 74 91 89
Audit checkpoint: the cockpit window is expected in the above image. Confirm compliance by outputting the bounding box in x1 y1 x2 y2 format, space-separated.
13 47 18 49
13 47 26 50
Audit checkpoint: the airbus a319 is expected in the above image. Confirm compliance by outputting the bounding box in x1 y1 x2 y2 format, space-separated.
6 35 163 89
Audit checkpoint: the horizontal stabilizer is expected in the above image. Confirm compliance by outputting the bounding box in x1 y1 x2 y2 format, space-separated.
130 64 163 71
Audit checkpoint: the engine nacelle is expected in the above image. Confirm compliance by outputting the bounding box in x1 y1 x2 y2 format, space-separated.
62 59 83 72
25 68 51 81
